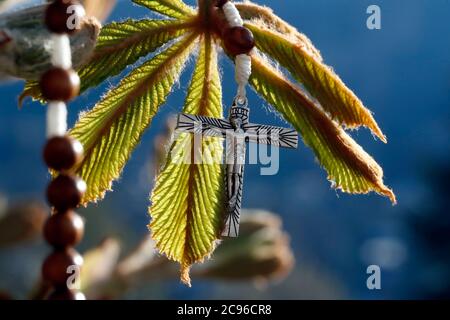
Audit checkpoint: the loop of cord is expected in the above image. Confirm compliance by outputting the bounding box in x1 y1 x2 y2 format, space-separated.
222 2 251 100
235 53 251 99
222 2 244 27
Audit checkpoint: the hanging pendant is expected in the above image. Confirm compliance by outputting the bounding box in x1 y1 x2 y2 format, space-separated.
175 1 299 238
176 96 299 237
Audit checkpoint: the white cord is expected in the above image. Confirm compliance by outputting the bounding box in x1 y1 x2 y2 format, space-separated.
51 34 72 69
222 2 244 27
47 34 72 137
222 2 251 100
235 54 251 99
47 101 68 138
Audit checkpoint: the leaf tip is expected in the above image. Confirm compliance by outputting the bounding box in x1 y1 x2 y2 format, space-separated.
371 178 396 205
382 187 397 205
181 264 192 287
371 123 388 144
18 92 29 109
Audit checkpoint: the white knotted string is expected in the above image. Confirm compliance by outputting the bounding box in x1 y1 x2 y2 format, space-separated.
47 101 68 137
51 34 72 69
222 2 244 27
235 54 251 100
222 2 252 102
46 34 71 138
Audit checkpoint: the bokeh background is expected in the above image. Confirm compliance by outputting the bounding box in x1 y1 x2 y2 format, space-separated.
1 0 449 299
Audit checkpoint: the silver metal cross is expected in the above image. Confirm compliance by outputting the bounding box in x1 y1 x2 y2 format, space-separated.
176 98 298 238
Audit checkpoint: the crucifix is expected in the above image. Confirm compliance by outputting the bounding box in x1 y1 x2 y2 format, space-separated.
176 97 298 238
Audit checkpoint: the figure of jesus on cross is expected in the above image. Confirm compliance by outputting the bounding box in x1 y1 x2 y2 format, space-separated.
176 98 298 238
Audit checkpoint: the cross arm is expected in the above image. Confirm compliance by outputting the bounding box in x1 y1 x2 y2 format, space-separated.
244 123 299 149
176 113 233 138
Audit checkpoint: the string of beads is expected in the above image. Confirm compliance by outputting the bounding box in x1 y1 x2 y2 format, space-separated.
40 0 87 300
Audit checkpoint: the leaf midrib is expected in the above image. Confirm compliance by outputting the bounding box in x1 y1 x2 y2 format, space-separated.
183 33 216 265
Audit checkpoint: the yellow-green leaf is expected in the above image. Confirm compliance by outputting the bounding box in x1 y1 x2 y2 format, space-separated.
250 53 396 203
235 2 323 61
19 18 192 104
149 33 224 286
79 18 193 92
70 33 199 204
19 82 42 107
247 22 386 142
133 0 196 19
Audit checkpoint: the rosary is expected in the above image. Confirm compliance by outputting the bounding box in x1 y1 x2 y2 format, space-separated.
36 0 298 298
39 0 86 300
176 0 298 237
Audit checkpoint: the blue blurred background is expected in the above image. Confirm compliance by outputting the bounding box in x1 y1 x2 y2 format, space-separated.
1 0 449 299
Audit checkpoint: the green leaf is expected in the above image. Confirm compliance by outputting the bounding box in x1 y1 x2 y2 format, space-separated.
79 18 193 92
235 2 323 61
19 81 42 107
246 22 387 142
19 18 192 104
149 33 224 286
250 53 396 203
133 0 196 19
70 33 199 204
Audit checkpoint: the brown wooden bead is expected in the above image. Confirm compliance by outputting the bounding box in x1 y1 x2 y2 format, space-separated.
43 136 83 171
215 0 229 7
44 210 84 248
47 174 86 210
42 248 83 287
223 26 255 56
48 289 86 300
40 67 80 102
45 0 85 34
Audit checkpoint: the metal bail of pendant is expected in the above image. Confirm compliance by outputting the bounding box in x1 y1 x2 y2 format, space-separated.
233 95 248 108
